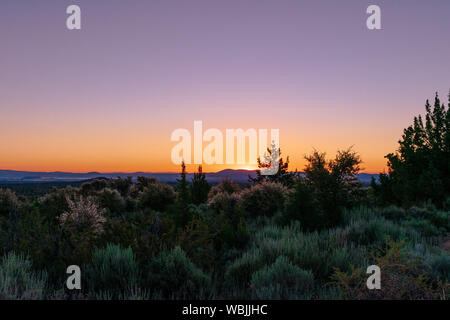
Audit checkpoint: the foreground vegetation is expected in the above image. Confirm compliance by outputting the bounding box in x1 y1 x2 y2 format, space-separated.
0 93 448 300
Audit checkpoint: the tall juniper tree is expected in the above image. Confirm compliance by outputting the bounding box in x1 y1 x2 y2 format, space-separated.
374 92 450 206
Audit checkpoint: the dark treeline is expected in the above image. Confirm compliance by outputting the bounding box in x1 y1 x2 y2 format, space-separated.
0 93 449 299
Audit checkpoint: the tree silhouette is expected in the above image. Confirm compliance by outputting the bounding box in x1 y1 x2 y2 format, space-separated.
375 92 450 205
284 148 362 230
190 165 211 205
249 146 296 187
174 161 190 226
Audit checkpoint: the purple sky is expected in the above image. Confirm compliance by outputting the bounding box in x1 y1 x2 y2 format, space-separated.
0 0 449 172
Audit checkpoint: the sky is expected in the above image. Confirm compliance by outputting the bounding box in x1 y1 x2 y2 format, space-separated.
0 0 449 173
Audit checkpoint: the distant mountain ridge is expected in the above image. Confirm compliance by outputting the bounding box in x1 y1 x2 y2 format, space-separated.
0 169 378 185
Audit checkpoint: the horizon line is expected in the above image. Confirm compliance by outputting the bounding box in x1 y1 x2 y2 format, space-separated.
0 168 382 175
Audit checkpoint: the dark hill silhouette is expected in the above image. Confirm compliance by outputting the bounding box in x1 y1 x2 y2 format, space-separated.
0 169 378 185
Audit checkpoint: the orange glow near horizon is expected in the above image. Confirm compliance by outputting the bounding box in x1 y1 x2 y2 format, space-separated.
0 99 398 175
0 107 395 174
0 126 392 174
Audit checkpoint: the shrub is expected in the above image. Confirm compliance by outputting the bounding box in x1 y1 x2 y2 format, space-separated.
346 217 420 247
282 179 322 230
80 179 108 196
207 192 241 219
427 253 450 282
240 181 289 218
58 196 107 265
250 256 314 299
177 218 216 270
0 189 18 216
407 206 434 219
110 177 133 197
402 218 443 237
443 197 450 211
0 252 47 300
208 178 240 199
39 187 75 220
330 240 446 299
148 246 210 299
217 215 249 252
342 206 379 224
100 210 174 266
225 249 264 296
5 205 54 275
407 243 450 282
427 210 449 231
0 190 21 256
380 205 406 221
224 223 366 299
59 196 106 235
138 181 176 211
85 244 139 299
290 232 365 280
190 202 249 253
296 148 363 228
97 188 126 215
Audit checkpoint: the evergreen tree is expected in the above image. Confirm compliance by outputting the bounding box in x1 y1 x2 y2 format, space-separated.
249 147 297 187
190 165 211 205
376 92 450 206
176 161 189 204
283 148 363 229
174 161 191 226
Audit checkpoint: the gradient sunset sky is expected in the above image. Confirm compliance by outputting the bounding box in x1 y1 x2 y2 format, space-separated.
1 0 449 173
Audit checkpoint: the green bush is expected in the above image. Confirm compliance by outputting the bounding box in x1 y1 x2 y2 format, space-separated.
330 240 446 299
225 249 264 297
148 246 211 299
427 253 450 282
59 196 106 236
426 210 449 231
207 192 242 222
0 252 47 300
282 179 320 229
402 218 443 237
138 181 176 211
85 244 139 299
380 205 406 221
290 232 365 280
110 177 133 197
98 188 125 215
240 182 289 218
80 179 108 196
208 178 240 199
407 244 450 282
342 206 379 224
192 200 249 255
250 256 314 299
346 217 420 247
225 223 366 299
0 189 18 216
293 148 363 229
39 187 76 220
443 198 450 211
407 206 434 219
